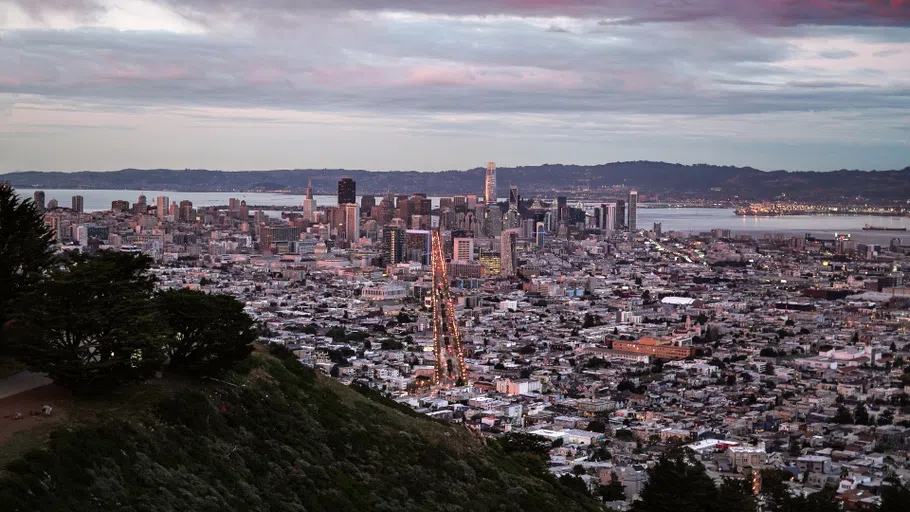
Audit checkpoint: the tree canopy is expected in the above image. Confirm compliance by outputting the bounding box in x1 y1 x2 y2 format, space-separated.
0 184 56 342
8 252 165 392
156 288 257 376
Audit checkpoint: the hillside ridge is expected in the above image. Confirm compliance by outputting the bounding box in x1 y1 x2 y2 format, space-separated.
0 350 603 512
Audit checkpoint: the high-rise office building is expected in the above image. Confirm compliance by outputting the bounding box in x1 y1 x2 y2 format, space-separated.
33 191 45 212
653 222 662 237
615 199 626 230
134 194 147 215
156 196 169 219
178 200 194 222
404 229 432 265
466 194 479 210
111 200 130 213
360 194 376 216
628 190 638 231
509 186 519 208
396 198 412 222
600 203 616 235
500 229 518 277
484 162 497 205
303 177 317 221
382 226 405 264
412 195 432 216
338 178 356 205
344 203 360 242
556 196 568 225
484 206 503 237
71 195 84 214
453 237 475 262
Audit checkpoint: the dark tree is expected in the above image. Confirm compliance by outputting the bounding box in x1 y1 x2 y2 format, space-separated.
877 408 894 426
880 477 910 512
518 343 537 355
832 405 853 424
631 446 719 512
717 476 757 512
559 474 590 495
599 472 626 502
326 326 346 343
587 421 606 433
582 313 600 329
0 184 56 340
854 403 870 425
9 252 166 392
760 469 841 512
156 289 257 376
499 432 551 458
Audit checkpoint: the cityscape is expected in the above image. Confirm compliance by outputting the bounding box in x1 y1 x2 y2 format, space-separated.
5 160 910 510
2 0 910 510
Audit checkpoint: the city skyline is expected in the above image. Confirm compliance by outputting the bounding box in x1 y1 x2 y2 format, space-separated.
2 1 909 172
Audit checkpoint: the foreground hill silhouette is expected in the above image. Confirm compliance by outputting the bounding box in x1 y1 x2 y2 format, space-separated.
0 350 602 512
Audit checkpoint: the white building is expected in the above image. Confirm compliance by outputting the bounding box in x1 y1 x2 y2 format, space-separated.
361 283 408 301
454 237 475 262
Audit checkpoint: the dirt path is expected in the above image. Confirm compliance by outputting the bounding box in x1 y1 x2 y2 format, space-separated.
0 384 70 444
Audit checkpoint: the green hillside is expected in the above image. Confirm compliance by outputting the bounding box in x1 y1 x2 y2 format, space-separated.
0 351 603 512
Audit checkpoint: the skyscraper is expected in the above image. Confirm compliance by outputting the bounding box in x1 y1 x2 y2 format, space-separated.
628 190 638 231
600 203 616 235
509 185 519 208
615 199 626 230
484 162 497 205
360 194 376 216
382 226 405 264
156 195 169 219
134 194 147 215
33 191 45 212
303 177 317 221
338 178 356 205
484 205 503 237
500 229 518 277
71 195 84 214
344 203 360 242
178 200 194 222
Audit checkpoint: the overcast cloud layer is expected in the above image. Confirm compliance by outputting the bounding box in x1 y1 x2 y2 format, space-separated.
1 0 908 172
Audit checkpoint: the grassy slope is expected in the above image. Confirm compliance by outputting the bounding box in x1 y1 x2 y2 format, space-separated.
0 354 603 512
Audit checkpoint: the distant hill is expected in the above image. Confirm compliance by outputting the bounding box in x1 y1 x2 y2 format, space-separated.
3 162 909 201
0 352 602 512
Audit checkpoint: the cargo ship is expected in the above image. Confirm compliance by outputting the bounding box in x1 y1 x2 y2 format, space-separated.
862 225 907 231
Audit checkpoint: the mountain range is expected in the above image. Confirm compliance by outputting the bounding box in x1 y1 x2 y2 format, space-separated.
4 162 909 202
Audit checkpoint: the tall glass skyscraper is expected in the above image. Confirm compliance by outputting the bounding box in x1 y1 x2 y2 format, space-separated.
628 190 638 231
338 178 356 205
484 162 497 205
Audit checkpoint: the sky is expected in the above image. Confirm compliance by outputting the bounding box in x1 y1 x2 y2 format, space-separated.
1 1 909 173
